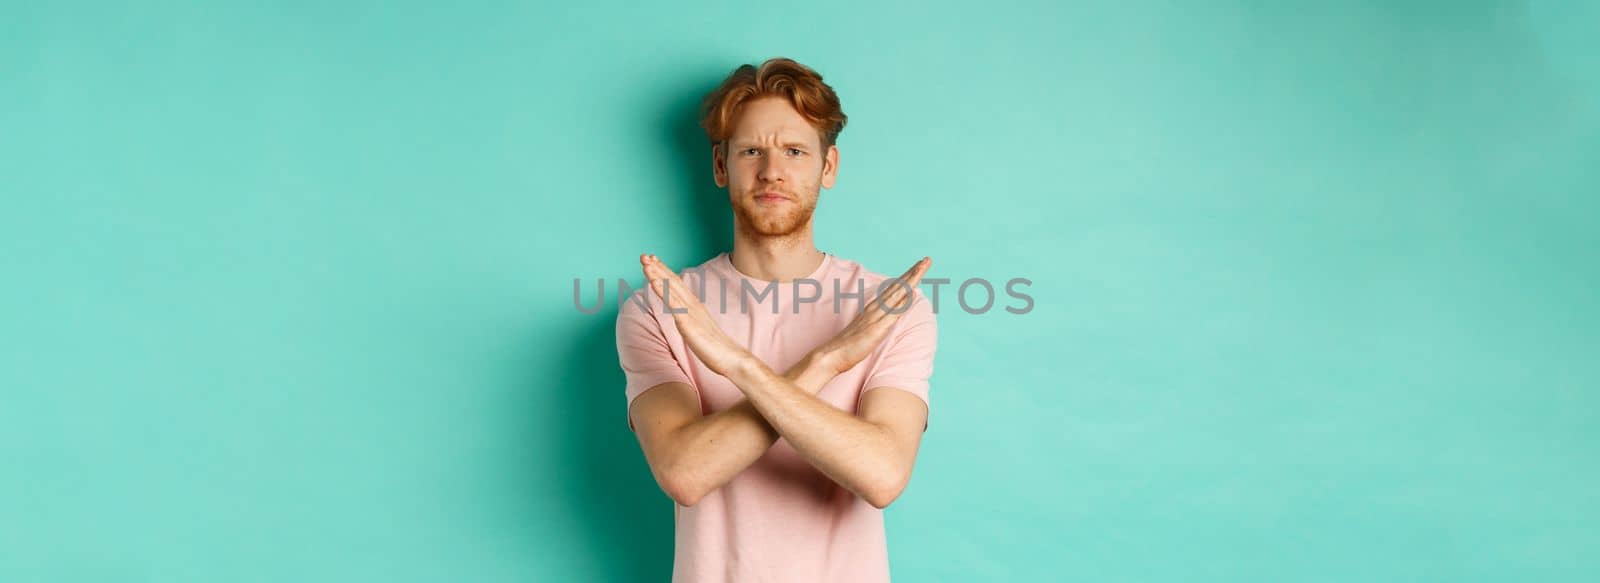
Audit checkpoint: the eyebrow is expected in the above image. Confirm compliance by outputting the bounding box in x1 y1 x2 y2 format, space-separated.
730 141 813 149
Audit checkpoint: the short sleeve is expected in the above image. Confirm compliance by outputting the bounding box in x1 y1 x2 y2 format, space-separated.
858 289 938 429
616 289 697 432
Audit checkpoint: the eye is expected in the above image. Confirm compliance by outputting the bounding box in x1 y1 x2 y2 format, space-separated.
742 148 760 156
787 148 805 156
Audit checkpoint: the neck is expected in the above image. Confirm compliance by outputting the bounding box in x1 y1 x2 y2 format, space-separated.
729 226 824 283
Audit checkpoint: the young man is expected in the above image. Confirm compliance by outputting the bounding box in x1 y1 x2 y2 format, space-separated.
617 57 938 583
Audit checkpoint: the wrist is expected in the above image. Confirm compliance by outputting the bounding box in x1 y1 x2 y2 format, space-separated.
727 352 770 384
797 352 840 394
804 349 844 377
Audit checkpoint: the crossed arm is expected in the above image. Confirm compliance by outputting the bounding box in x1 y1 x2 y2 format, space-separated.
628 254 933 509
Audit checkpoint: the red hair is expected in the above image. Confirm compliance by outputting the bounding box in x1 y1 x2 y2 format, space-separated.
699 57 848 153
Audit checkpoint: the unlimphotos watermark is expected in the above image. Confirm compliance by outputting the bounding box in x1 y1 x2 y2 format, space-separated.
573 269 1033 316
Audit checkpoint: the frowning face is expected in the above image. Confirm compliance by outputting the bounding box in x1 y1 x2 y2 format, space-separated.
713 97 839 240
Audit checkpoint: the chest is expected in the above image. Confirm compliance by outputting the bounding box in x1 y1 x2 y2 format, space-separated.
678 308 868 415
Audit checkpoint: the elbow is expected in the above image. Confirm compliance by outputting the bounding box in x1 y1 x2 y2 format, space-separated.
658 468 707 508
862 474 910 510
665 484 705 508
863 487 901 510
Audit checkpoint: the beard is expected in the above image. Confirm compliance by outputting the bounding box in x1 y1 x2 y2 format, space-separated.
732 190 818 239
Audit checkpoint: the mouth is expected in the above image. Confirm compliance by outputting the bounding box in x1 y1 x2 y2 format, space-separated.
754 192 790 204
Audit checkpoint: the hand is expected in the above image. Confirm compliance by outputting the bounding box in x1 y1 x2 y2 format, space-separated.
640 253 753 378
811 256 931 375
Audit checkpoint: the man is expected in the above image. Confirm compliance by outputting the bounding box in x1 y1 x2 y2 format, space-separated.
617 57 938 583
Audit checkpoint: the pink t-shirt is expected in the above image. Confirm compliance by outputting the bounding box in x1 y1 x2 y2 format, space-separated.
616 251 938 583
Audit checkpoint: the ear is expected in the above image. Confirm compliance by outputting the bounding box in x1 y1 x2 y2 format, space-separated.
712 142 729 188
820 144 840 189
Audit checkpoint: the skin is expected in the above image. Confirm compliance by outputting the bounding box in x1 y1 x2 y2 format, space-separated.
628 96 934 509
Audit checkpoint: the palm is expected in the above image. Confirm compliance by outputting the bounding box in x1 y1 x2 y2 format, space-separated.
639 254 749 377
818 257 931 373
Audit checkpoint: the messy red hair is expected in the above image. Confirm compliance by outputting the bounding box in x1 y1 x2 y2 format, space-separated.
699 57 848 154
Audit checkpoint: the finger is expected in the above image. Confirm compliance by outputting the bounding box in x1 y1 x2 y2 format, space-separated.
893 258 932 310
640 254 660 297
879 257 930 312
641 254 668 300
880 284 914 315
646 255 703 313
664 271 699 310
896 256 929 282
643 255 688 312
901 256 931 289
646 255 687 297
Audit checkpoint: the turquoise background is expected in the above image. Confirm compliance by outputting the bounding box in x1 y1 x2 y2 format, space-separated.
3 1 1597 581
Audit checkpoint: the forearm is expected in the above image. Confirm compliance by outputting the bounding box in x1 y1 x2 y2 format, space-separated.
665 359 836 505
727 355 905 506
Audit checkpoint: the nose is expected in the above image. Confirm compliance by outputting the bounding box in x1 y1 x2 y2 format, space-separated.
757 154 784 184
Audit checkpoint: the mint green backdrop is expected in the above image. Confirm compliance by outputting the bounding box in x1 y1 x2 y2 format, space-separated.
3 1 1596 581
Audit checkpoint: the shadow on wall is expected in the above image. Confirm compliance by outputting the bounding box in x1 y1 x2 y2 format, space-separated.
551 67 732 582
